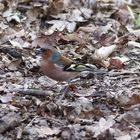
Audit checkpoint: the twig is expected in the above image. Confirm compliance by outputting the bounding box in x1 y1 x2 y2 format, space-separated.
25 116 38 128
125 103 140 111
6 88 54 96
45 116 66 126
107 71 140 77
16 128 23 139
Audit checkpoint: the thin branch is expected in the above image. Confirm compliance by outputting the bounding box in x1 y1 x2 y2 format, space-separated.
6 88 54 96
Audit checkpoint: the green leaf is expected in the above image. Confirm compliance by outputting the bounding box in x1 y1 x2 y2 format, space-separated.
135 14 140 26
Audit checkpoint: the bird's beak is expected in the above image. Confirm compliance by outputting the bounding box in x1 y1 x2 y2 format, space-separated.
35 48 46 55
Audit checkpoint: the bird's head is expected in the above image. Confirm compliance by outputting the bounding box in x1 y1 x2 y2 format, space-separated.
40 48 61 63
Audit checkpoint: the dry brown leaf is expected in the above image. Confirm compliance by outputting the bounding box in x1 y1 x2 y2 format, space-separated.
126 94 140 106
111 9 131 25
7 59 22 71
47 0 64 15
32 32 61 48
26 7 41 21
109 58 123 69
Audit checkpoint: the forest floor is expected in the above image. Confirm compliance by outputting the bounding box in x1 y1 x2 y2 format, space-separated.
0 0 140 139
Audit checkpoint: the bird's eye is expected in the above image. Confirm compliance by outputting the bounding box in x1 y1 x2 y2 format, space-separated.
40 48 46 52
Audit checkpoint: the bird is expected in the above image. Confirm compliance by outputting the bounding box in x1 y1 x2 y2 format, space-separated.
40 48 106 81
41 47 74 68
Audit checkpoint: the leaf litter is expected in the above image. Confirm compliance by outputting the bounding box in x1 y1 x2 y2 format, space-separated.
0 0 140 139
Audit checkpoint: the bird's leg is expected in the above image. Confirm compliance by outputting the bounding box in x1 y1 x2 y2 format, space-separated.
56 82 70 104
56 79 80 104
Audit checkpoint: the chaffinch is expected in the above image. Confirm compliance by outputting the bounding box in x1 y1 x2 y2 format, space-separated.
41 47 74 68
40 48 106 81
